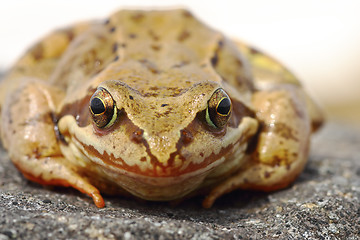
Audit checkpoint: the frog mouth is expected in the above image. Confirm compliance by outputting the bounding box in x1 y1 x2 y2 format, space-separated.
75 136 232 179
70 132 238 201
71 116 256 180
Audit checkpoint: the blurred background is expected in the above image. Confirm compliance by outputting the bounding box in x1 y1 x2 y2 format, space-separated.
1 0 359 125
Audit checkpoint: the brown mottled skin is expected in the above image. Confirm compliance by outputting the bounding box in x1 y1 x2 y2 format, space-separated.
0 9 323 208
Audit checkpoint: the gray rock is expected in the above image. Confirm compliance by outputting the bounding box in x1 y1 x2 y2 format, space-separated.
0 123 359 240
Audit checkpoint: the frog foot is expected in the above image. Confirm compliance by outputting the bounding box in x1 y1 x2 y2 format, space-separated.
14 157 105 208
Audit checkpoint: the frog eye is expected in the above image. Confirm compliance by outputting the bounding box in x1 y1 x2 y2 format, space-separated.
206 88 232 128
89 88 117 128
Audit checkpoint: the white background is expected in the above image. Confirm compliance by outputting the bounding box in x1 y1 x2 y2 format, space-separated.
1 0 359 123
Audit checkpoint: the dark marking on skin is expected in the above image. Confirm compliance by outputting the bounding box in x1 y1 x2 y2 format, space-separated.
264 171 271 179
180 129 193 145
161 104 168 107
210 40 223 67
109 27 116 33
57 89 95 128
54 28 75 43
120 43 127 48
131 129 144 144
312 119 323 132
200 152 204 157
30 43 44 61
235 58 243 67
154 112 162 118
182 10 193 18
264 122 299 141
271 155 283 166
141 87 177 97
51 112 66 144
210 53 218 67
218 40 224 48
286 164 291 170
177 30 190 42
148 30 160 41
129 95 134 100
138 59 160 74
104 19 110 25
129 33 137 39
112 43 118 53
113 55 119 61
148 86 159 92
149 86 159 91
131 13 145 23
250 47 261 55
151 44 162 51
32 147 42 159
63 28 75 41
246 124 261 155
168 88 185 97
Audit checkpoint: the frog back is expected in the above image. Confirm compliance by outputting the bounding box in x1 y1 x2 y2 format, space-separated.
51 9 256 109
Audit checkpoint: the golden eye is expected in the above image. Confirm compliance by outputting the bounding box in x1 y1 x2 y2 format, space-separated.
206 88 232 128
89 88 117 128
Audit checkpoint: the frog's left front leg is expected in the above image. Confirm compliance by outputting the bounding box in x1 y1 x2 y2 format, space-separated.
0 80 105 207
203 85 311 208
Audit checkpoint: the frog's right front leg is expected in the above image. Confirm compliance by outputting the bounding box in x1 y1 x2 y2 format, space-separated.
0 80 104 207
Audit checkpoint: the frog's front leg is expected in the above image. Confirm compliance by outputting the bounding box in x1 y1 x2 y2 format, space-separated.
0 80 105 208
203 85 310 208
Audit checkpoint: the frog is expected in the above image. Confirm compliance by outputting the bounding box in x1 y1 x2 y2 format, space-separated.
0 9 324 208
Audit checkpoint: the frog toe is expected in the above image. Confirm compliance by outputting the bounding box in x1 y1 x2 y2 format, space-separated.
14 157 105 208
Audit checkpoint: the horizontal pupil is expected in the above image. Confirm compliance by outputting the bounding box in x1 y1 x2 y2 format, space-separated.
91 97 106 114
217 98 231 115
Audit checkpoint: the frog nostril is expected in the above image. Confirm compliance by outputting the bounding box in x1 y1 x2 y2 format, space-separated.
180 129 193 145
131 129 144 143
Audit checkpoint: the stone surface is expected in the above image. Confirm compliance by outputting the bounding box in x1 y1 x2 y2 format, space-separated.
0 122 359 240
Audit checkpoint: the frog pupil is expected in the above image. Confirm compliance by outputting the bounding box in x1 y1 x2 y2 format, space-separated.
91 98 106 114
217 98 231 115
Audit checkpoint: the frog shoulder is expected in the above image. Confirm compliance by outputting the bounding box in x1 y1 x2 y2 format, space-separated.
234 40 324 131
234 40 301 88
0 22 94 108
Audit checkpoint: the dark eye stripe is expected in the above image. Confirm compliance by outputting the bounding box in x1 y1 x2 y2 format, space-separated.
90 97 106 115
